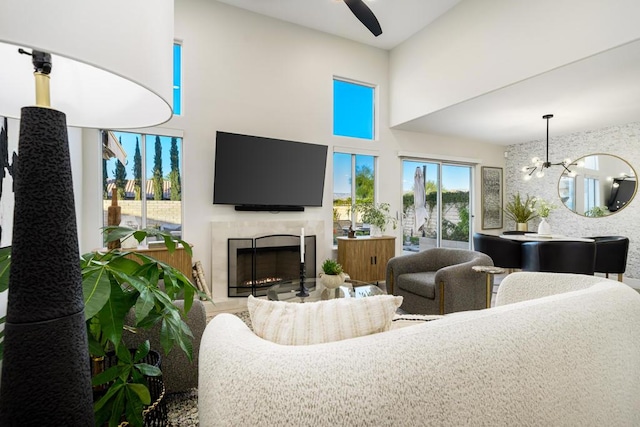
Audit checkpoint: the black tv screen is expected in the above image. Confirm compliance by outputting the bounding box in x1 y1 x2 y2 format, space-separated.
213 131 328 210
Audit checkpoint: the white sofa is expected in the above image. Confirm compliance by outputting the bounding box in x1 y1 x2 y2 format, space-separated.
199 272 640 426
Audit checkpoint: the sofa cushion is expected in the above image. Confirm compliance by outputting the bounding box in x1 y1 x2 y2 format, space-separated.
396 272 436 299
247 294 403 345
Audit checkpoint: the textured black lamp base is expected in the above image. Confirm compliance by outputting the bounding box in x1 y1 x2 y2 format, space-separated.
0 107 94 425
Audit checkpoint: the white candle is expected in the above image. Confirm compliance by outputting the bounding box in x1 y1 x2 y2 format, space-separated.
300 228 305 263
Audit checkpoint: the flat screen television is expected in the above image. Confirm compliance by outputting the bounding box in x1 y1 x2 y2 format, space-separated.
213 131 328 211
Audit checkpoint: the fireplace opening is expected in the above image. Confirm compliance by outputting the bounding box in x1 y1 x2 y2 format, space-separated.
228 234 316 297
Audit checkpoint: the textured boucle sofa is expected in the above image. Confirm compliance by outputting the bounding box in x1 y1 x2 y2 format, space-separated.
198 272 640 426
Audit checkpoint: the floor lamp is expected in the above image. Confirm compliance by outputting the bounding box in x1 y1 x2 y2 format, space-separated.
0 1 174 424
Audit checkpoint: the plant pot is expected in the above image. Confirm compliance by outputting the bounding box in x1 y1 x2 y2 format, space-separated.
319 272 346 289
369 225 383 237
537 218 551 235
516 222 528 232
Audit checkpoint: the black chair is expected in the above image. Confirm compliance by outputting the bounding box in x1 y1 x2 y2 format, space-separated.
521 241 596 275
588 236 629 281
472 233 522 271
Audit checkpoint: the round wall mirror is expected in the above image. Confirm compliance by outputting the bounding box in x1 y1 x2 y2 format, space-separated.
558 153 637 217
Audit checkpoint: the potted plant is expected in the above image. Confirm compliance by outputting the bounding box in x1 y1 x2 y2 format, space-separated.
319 259 346 290
353 202 397 237
504 193 538 231
534 197 557 235
0 226 204 427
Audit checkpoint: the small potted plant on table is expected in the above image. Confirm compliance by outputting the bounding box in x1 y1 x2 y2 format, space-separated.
354 202 397 237
504 193 538 231
319 259 346 290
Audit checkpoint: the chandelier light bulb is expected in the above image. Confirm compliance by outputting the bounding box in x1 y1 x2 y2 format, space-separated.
577 160 585 167
531 157 540 163
568 171 577 178
521 166 529 172
523 174 532 181
536 170 545 178
564 158 572 164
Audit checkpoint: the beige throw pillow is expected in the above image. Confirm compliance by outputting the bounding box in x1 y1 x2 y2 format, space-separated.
247 294 403 345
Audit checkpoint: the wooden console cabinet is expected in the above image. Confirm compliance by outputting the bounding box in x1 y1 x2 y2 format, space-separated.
337 236 396 283
125 245 193 277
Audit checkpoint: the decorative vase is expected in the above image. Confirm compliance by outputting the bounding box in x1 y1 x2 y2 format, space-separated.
369 225 383 237
319 272 346 289
537 218 551 235
516 222 528 232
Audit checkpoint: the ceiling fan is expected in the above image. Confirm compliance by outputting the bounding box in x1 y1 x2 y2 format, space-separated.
343 0 382 37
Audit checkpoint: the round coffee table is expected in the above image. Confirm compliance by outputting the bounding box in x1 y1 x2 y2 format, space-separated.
267 278 384 302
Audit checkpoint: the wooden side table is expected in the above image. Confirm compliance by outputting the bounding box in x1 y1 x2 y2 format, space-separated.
472 266 506 308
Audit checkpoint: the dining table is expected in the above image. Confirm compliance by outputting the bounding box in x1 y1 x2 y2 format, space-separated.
500 233 594 243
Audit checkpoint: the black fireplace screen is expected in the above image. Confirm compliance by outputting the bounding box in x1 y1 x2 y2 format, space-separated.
228 234 316 297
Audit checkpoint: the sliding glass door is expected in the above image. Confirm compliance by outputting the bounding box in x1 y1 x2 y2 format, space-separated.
402 160 472 253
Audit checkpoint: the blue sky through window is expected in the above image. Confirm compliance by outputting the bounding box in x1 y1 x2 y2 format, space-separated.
333 79 374 139
173 43 182 115
106 132 181 181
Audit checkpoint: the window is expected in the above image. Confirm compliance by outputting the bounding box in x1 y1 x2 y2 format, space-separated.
332 152 376 243
102 131 183 242
173 42 182 116
584 177 600 213
333 79 374 140
401 160 473 252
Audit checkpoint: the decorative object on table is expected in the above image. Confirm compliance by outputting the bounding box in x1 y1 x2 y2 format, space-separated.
0 1 173 424
534 197 557 235
107 188 122 249
296 228 308 297
348 225 356 238
319 259 347 290
353 202 397 237
521 114 576 180
503 192 538 231
480 166 503 229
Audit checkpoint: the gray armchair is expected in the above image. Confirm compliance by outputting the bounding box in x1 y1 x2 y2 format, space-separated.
386 248 493 315
123 298 207 393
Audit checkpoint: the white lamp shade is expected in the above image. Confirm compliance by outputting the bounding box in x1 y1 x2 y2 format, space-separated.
0 0 174 129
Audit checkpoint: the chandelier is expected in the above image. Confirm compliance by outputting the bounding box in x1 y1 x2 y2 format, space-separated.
522 114 576 180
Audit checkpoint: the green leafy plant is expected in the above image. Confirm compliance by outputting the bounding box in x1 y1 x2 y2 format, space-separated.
504 193 538 223
0 226 205 427
534 198 558 218
353 202 397 232
585 206 608 217
321 259 343 275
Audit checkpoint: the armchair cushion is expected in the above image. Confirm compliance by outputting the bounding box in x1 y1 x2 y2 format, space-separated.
247 294 402 346
396 272 436 298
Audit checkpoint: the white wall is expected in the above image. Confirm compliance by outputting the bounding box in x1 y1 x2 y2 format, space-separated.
69 0 506 303
390 0 640 127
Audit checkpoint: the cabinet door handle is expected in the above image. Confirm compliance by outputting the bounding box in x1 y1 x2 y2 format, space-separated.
370 256 374 265
374 256 377 265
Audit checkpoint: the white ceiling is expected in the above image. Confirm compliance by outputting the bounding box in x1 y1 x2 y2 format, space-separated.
216 0 461 50
216 0 640 145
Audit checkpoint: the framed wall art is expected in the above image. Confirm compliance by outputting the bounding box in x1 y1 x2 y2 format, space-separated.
481 166 503 229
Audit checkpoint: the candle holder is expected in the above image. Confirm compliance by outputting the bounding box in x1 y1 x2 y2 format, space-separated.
296 262 309 297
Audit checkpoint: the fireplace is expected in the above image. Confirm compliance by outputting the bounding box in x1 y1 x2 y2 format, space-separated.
228 234 316 297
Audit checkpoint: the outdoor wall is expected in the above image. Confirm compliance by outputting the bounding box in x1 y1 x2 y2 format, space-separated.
505 121 640 282
101 200 182 229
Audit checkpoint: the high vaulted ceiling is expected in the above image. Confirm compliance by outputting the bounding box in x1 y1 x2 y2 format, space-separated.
216 0 640 145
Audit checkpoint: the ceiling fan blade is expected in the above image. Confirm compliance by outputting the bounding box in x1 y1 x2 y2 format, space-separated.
343 0 382 37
